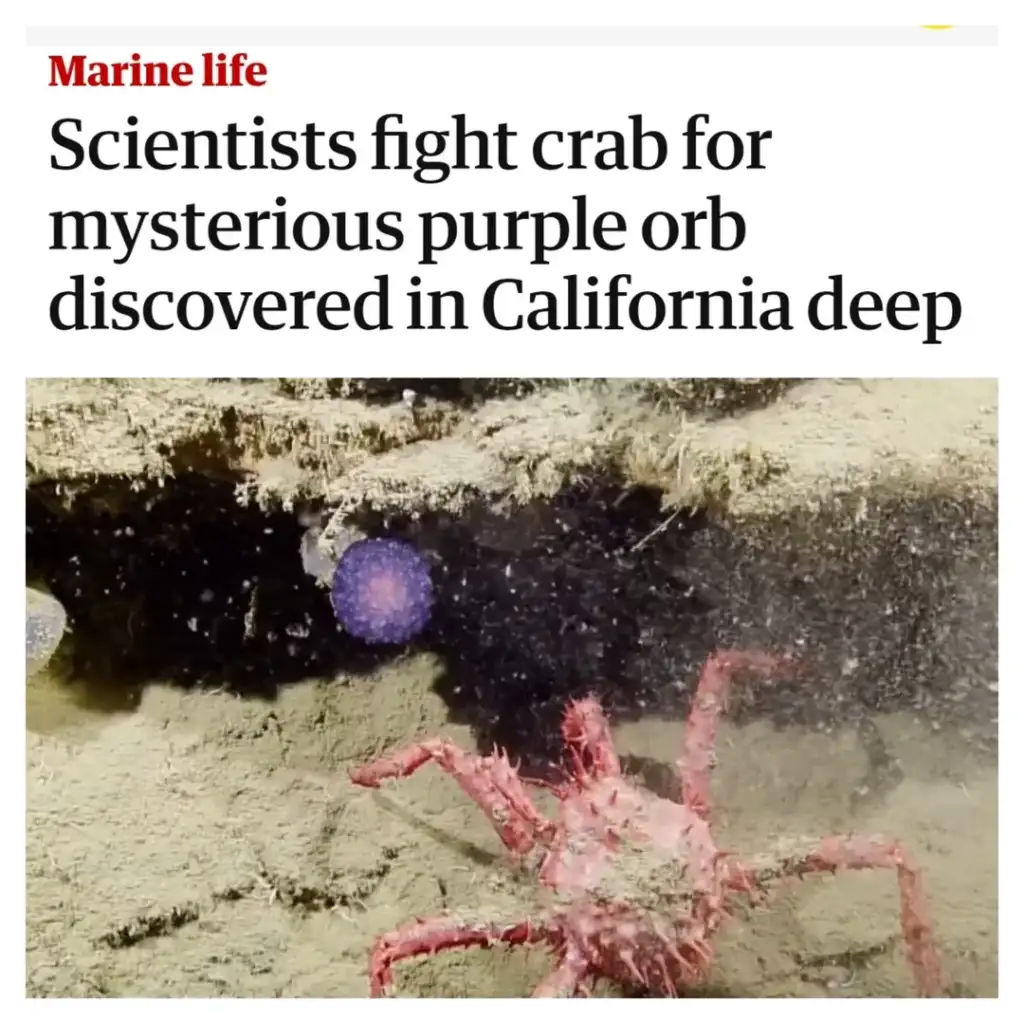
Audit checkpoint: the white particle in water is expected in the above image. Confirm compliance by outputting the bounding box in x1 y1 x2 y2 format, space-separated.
299 524 337 583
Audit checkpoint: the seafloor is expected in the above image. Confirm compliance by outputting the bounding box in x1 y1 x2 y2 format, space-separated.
25 378 997 997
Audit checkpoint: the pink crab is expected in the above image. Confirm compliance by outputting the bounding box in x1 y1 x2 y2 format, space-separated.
350 649 944 997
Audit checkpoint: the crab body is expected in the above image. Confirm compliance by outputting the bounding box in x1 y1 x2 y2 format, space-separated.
350 649 944 997
529 741 726 993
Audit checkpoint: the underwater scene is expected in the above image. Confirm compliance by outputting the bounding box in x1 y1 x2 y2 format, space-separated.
25 377 997 997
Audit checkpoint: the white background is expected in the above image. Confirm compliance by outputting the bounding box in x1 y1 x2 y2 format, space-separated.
5 0 1016 1017
7 6 1014 375
28 46 998 373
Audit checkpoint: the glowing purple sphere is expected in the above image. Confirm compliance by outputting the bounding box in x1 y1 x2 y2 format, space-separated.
330 538 434 644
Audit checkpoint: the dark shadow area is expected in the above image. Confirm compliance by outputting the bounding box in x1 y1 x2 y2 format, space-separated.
685 494 998 730
273 378 546 405
26 471 997 775
424 483 717 769
637 378 805 420
26 476 398 702
424 483 997 772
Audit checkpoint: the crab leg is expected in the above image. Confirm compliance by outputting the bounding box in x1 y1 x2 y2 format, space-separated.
679 649 798 818
561 696 622 782
532 945 592 997
368 914 553 996
350 739 554 855
730 835 945 997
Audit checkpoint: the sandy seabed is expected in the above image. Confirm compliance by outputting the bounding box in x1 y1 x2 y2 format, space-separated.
25 379 998 997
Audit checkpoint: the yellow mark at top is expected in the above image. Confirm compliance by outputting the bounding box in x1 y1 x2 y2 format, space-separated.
921 25 954 29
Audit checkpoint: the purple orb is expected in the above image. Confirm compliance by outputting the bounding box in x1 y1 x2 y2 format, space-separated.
330 538 434 644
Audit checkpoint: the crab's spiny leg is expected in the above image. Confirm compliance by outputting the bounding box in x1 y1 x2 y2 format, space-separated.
368 915 553 996
679 649 798 817
731 835 944 997
561 696 622 783
350 739 553 855
532 944 592 997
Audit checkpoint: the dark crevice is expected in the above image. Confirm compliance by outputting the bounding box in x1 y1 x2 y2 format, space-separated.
26 472 997 772
27 476 389 696
273 377 546 406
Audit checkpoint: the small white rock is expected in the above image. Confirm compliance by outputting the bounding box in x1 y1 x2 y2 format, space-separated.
26 588 67 677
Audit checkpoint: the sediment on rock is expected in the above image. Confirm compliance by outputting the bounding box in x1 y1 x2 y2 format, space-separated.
27 379 996 520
